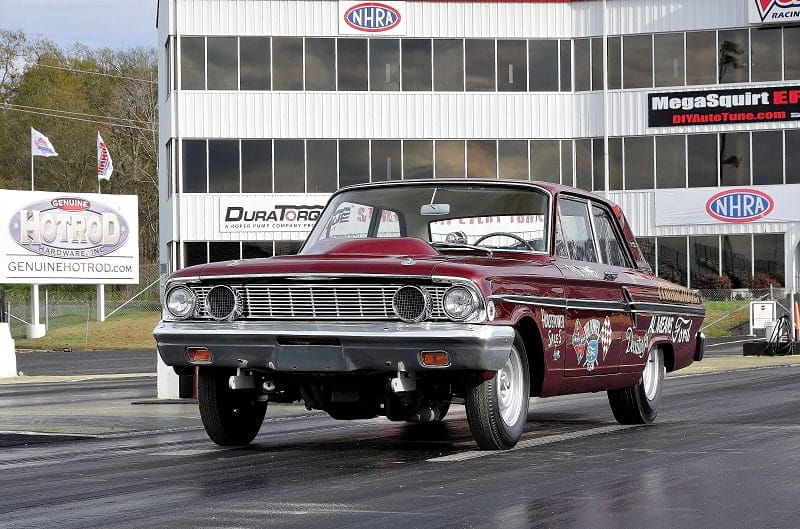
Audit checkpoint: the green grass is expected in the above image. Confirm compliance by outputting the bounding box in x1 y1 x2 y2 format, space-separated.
14 311 160 351
701 300 751 338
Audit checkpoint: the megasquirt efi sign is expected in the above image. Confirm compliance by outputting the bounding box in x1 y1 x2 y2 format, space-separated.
648 86 800 128
749 0 800 25
1 190 139 284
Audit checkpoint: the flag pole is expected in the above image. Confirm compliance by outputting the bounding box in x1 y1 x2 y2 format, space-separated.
30 146 34 191
96 134 105 322
28 132 44 339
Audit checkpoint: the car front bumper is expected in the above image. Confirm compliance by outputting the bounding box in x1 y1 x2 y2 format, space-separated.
154 320 516 373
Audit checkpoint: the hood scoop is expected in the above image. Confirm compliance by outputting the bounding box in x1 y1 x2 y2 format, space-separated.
310 237 440 257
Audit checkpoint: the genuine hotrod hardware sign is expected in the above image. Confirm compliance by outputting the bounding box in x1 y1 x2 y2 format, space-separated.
648 86 800 128
0 190 139 284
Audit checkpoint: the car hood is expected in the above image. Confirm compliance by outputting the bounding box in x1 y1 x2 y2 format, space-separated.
169 238 548 283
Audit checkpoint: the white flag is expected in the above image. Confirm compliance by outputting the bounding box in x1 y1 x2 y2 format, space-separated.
31 127 58 157
97 132 113 181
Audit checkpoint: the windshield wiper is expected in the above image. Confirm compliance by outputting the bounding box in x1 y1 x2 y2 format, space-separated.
431 242 494 258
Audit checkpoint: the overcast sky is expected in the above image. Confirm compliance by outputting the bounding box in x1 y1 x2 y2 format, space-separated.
0 0 159 50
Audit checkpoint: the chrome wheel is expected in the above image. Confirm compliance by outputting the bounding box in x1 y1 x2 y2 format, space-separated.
642 347 664 402
497 345 524 427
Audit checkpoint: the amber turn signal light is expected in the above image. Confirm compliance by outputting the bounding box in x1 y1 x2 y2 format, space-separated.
186 347 212 363
419 350 450 367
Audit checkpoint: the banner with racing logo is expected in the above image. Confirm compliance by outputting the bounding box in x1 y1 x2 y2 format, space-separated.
648 86 800 128
218 195 328 233
0 190 139 284
749 0 800 25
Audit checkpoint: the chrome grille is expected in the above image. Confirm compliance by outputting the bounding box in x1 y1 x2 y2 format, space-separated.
192 283 449 320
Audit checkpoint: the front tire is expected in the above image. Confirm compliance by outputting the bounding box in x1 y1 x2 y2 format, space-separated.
607 346 665 424
465 333 530 450
198 368 267 446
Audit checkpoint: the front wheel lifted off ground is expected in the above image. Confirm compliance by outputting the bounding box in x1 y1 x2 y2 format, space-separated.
465 333 530 450
607 346 665 424
198 368 267 446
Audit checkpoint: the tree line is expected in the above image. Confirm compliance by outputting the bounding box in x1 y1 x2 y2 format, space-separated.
0 29 158 263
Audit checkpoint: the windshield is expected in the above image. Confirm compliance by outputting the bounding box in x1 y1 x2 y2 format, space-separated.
301 183 550 254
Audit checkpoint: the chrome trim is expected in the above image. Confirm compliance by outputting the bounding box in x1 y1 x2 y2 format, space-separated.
490 294 704 317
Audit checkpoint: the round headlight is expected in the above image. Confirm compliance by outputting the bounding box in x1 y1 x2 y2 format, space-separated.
166 286 195 319
443 286 478 321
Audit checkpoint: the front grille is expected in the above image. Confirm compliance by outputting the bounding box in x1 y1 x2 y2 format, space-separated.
192 283 450 321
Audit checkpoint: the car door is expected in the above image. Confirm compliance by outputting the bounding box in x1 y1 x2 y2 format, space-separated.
555 196 634 378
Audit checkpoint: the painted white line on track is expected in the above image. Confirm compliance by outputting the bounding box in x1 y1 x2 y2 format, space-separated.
427 424 637 462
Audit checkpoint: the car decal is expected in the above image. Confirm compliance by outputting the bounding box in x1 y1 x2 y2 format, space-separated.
571 318 613 372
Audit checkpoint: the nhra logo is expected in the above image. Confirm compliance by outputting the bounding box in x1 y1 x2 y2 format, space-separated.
754 0 800 22
705 189 774 223
344 2 401 32
35 137 55 155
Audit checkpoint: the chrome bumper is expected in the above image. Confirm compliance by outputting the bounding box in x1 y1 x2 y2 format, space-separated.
154 320 515 373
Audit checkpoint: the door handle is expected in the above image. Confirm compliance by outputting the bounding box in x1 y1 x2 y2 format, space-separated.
604 272 618 281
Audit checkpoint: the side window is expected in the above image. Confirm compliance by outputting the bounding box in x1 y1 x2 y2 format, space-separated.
557 198 597 263
591 205 632 268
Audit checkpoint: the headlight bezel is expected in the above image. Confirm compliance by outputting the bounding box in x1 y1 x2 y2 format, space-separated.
442 284 481 322
165 284 196 320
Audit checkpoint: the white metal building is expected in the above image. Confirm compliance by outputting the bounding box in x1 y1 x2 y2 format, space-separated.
156 0 800 292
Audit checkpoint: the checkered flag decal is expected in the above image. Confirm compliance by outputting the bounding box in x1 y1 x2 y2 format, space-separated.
600 316 613 360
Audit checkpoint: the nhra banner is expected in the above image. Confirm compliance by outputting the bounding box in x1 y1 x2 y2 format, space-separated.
648 86 800 128
0 190 139 284
749 0 800 25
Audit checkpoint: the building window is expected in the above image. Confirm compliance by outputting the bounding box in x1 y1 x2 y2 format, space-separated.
719 132 750 187
686 31 717 85
785 26 800 79
210 242 241 262
499 141 528 180
305 38 335 91
658 237 687 286
467 140 497 178
607 36 621 90
433 39 464 91
166 139 174 197
206 37 238 90
182 139 207 193
530 140 560 183
243 242 274 259
402 39 432 91
465 39 495 91
591 37 603 91
307 140 337 192
573 38 590 92
592 138 604 191
752 131 783 185
751 27 782 82
274 140 305 193
180 36 205 90
637 237 656 272
786 130 800 184
718 29 748 84
654 33 685 87
338 38 368 91
560 140 574 186
529 39 559 91
339 140 370 188
240 37 270 90
623 35 653 89
275 241 303 256
241 140 272 193
688 134 718 188
656 135 686 189
183 242 208 267
272 37 303 90
722 235 752 288
404 140 433 179
608 138 623 191
574 139 592 191
435 140 465 178
208 140 239 193
559 40 571 91
690 236 721 288
624 136 654 190
497 40 527 92
371 140 401 181
754 234 784 286
370 39 400 91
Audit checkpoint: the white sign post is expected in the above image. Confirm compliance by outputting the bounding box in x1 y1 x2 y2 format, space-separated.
750 301 777 336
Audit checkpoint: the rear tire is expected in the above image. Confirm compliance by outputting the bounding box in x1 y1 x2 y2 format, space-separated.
607 346 665 424
198 368 267 446
465 333 530 450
